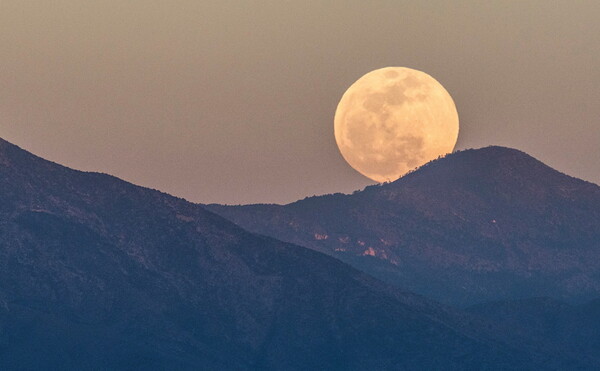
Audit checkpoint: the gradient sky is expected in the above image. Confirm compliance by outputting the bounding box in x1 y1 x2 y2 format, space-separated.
1 1 598 204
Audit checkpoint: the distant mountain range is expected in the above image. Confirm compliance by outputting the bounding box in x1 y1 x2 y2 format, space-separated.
206 146 600 306
0 137 550 369
2 137 600 369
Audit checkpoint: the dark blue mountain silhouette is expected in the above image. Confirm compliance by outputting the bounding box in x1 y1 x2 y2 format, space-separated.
207 146 600 306
0 138 547 369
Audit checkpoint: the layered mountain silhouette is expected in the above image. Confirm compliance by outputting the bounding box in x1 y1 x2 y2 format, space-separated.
0 138 550 369
206 146 600 306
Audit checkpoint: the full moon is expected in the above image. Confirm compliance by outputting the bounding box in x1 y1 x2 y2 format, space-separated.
334 67 459 182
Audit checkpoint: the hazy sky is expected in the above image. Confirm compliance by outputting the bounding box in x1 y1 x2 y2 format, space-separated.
1 1 598 204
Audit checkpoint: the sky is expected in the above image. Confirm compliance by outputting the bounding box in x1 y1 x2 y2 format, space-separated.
1 1 598 204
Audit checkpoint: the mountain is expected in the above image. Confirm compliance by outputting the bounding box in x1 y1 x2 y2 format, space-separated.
467 297 600 368
206 146 600 306
0 138 546 369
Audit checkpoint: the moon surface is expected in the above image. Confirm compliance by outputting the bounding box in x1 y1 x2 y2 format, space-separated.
334 67 459 182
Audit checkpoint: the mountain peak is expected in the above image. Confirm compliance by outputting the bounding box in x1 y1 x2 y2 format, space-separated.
409 145 545 177
206 145 600 306
458 145 530 157
444 146 545 171
376 145 596 198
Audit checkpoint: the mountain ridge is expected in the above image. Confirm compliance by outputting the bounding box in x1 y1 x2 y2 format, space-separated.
212 146 598 207
206 145 600 306
0 137 548 369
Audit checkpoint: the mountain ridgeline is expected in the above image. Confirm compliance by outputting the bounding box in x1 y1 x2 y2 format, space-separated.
206 146 600 306
0 138 549 369
3 137 600 369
